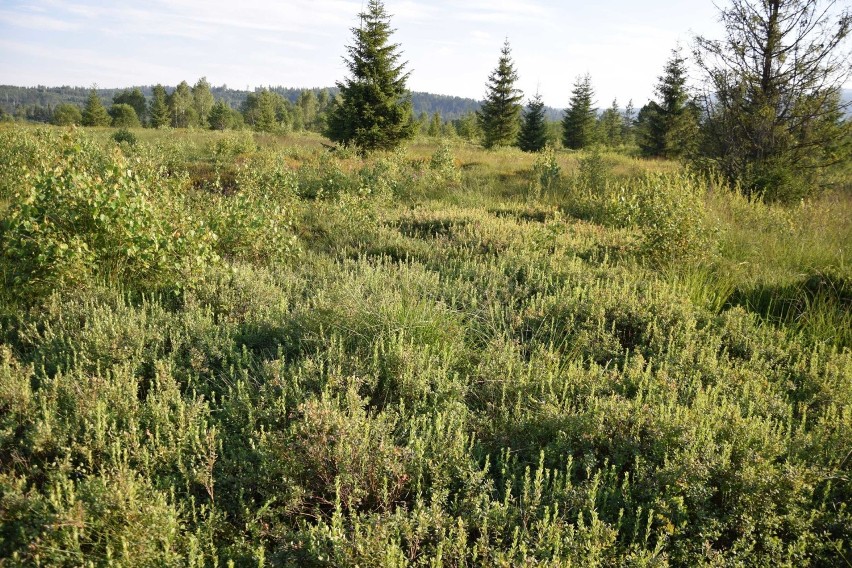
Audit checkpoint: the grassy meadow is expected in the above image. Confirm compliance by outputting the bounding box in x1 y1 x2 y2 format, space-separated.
0 124 850 566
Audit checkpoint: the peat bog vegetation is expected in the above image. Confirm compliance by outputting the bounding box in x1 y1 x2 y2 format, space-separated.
0 124 850 566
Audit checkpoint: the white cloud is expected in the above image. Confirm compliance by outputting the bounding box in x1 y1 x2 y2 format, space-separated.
0 9 79 31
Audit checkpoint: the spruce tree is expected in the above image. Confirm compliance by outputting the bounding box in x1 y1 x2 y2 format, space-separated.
478 39 524 149
639 47 697 158
81 89 111 127
599 98 623 147
427 112 442 137
326 0 415 153
518 93 548 152
149 85 171 129
622 99 636 145
561 74 597 149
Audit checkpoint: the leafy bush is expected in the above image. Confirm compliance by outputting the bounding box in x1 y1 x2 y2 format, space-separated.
632 172 710 263
0 130 217 300
112 127 137 146
428 142 461 185
531 145 562 197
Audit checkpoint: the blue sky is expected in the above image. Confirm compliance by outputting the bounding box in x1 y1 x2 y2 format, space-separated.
0 0 745 107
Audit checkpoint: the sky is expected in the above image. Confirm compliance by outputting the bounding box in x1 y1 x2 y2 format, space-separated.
0 0 750 108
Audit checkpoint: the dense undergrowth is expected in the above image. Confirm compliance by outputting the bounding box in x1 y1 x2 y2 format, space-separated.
0 125 850 566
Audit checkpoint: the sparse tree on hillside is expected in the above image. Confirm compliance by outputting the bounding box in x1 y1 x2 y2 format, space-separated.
109 104 141 128
695 0 852 199
478 39 524 149
149 85 171 129
518 93 548 152
52 103 82 126
113 88 147 125
562 74 597 149
326 0 416 152
81 89 111 127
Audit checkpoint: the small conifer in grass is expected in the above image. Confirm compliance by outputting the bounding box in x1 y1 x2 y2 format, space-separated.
562 74 597 149
81 89 111 127
518 93 549 152
326 0 416 153
478 39 524 149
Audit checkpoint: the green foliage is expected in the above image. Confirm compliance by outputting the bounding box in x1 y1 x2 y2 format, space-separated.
0 125 849 565
243 90 286 133
562 74 597 149
112 127 137 146
478 39 524 149
428 142 461 185
113 87 147 125
109 103 141 128
695 0 852 200
208 100 234 130
81 89 111 127
326 0 416 153
531 145 562 196
518 93 549 152
52 103 82 126
598 98 623 147
638 47 698 159
169 80 198 128
192 77 215 128
0 129 217 301
148 84 171 129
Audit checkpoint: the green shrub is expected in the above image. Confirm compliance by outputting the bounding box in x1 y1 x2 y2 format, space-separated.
0 130 217 300
632 172 710 263
531 145 561 197
112 127 137 146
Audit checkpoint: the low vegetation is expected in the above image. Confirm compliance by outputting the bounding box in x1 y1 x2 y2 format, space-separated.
0 124 849 566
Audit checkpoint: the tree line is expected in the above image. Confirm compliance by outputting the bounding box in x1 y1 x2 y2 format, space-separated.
326 0 850 201
36 79 336 134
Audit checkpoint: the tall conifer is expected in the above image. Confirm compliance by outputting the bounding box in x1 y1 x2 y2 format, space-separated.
639 47 697 158
326 0 415 153
562 74 597 150
478 39 524 149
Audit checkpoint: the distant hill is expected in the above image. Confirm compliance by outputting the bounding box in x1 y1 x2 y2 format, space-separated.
0 84 564 123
